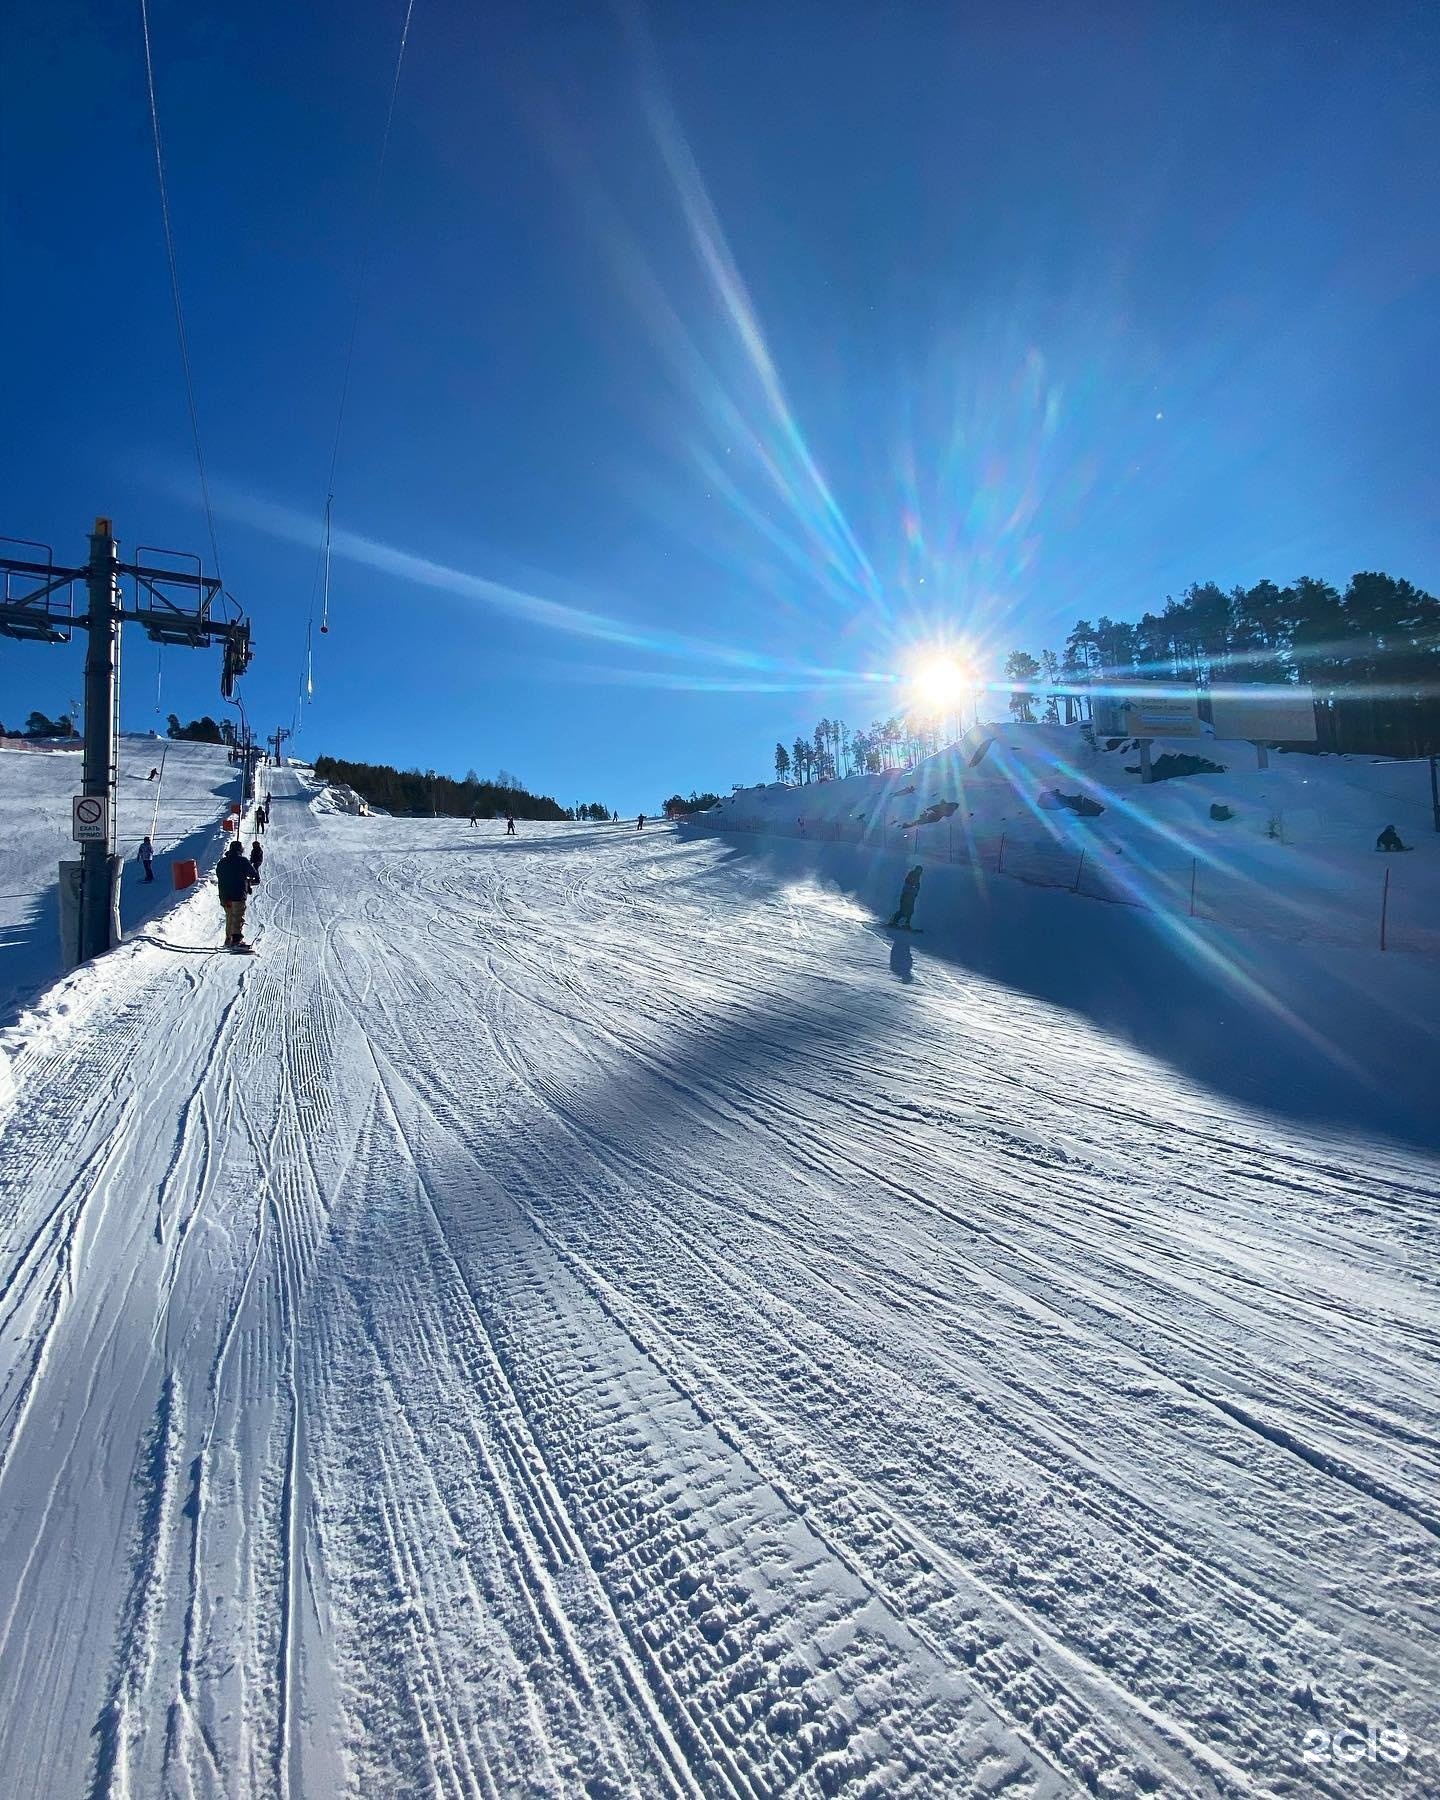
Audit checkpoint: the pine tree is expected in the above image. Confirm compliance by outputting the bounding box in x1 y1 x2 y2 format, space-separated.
1003 651 1041 722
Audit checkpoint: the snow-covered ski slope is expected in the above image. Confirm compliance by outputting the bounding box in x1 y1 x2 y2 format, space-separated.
0 734 241 1019
712 724 1440 956
0 766 1437 1797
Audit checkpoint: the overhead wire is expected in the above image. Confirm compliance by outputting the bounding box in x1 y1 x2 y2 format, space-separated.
138 0 225 590
139 0 250 767
297 0 419 728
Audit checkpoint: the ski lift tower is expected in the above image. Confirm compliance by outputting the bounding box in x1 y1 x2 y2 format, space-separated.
0 517 253 963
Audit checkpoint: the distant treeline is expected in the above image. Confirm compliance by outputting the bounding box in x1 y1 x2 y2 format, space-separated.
1 709 79 739
1003 571 1440 757
663 791 722 815
767 571 1440 779
313 755 613 822
167 713 232 744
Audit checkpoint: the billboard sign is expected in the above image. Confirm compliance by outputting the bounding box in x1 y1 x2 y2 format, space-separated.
1210 687 1317 744
1119 694 1202 739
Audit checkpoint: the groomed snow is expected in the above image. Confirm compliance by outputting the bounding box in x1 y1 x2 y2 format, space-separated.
0 766 1436 1796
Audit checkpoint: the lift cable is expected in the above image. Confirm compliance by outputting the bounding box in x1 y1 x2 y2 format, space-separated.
138 0 225 588
303 0 418 668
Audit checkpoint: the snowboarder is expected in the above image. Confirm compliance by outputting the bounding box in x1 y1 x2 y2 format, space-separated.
249 839 265 886
636 813 646 831
889 864 923 929
137 835 155 882
1376 824 1411 852
505 815 517 836
216 839 253 949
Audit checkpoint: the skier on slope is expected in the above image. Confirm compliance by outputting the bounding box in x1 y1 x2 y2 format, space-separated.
506 815 517 836
637 813 646 831
1376 823 1411 852
216 840 254 949
137 835 156 883
889 864 923 930
249 839 265 886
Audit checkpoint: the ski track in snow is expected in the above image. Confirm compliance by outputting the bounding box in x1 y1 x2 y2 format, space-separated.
0 773 1436 1797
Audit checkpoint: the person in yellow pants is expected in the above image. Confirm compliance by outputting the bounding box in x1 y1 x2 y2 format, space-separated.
216 840 253 948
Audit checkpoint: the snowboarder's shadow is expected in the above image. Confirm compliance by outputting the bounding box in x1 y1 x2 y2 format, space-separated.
889 936 914 984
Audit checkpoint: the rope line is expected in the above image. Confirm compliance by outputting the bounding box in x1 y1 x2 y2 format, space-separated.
324 0 417 507
301 0 418 678
148 745 168 839
138 0 225 587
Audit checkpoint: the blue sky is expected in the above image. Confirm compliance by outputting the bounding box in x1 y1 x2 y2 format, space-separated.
2 0 1436 810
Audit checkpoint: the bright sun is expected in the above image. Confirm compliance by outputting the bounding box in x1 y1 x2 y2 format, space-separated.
908 650 969 715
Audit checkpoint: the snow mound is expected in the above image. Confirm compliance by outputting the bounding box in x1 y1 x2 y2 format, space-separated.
705 723 1440 956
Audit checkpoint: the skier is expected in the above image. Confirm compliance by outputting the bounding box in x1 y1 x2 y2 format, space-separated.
889 864 923 930
137 835 155 883
1376 823 1411 852
469 810 478 828
505 815 517 836
637 813 646 831
249 839 265 886
254 803 268 835
216 839 254 949
147 766 160 781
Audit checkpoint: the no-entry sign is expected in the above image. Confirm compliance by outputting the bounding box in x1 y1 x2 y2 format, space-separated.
72 795 106 843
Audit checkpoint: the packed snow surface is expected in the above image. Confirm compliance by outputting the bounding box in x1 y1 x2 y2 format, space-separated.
0 766 1437 1796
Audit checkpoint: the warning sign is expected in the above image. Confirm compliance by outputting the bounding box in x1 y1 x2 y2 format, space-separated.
72 795 107 843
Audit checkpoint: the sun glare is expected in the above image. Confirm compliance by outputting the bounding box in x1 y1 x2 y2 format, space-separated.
907 649 969 716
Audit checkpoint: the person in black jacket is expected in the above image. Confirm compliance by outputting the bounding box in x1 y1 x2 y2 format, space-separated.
248 839 264 887
216 840 253 947
889 864 923 929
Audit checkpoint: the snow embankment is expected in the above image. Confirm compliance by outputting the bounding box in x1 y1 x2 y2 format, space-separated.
703 722 1439 955
0 734 244 1020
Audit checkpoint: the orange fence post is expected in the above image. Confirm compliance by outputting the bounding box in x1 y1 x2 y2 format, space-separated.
1380 866 1390 951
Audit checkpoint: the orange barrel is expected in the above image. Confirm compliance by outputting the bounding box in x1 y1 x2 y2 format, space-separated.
229 802 243 816
221 815 235 835
173 858 199 891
